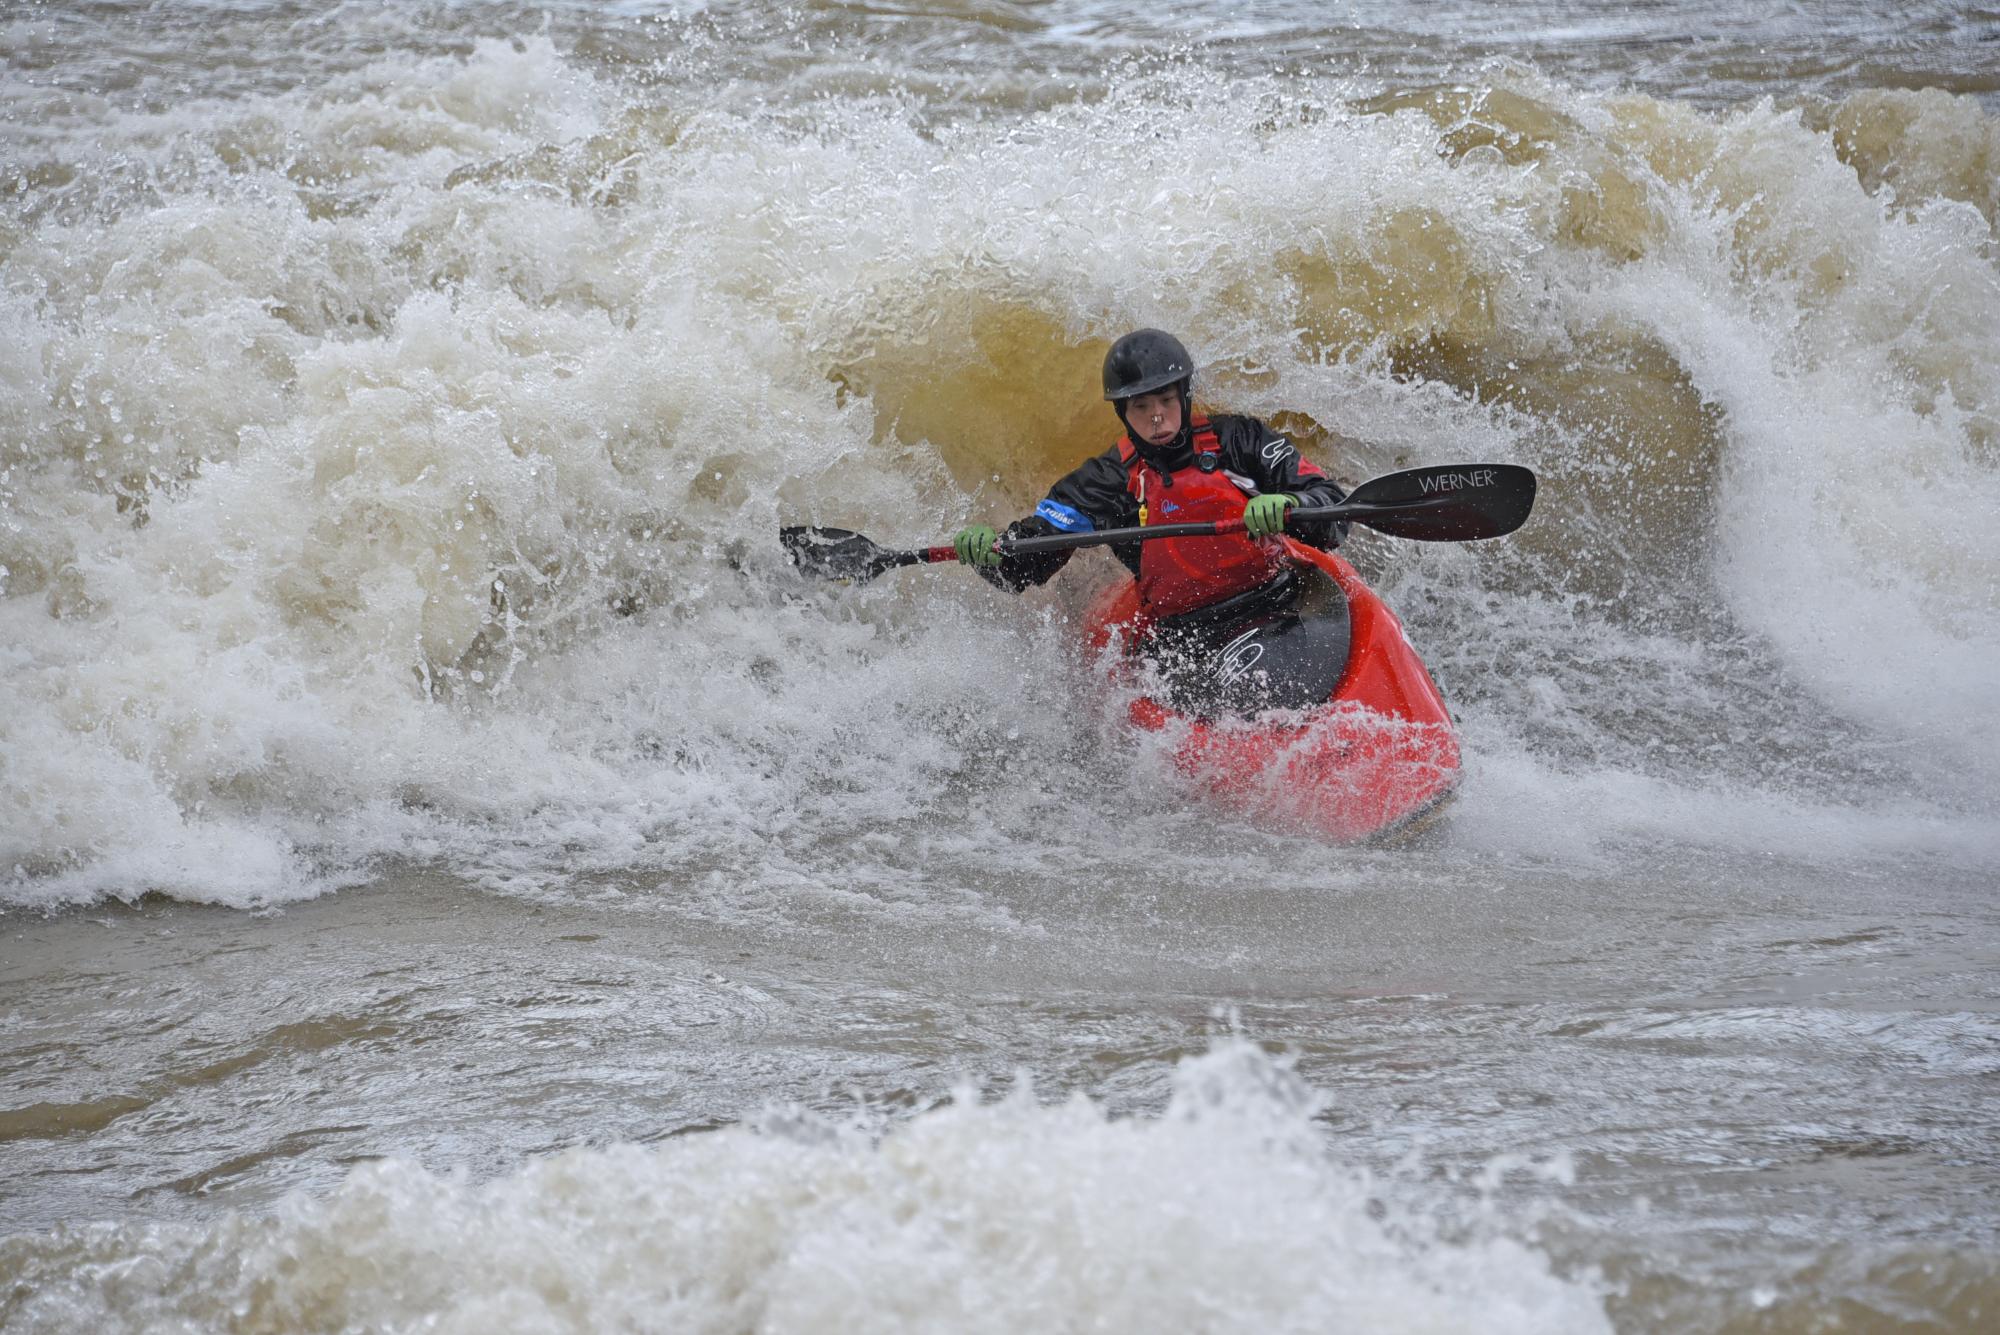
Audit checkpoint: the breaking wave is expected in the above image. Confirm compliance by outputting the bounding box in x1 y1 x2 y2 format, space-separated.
0 1042 1611 1334
3 31 1997 907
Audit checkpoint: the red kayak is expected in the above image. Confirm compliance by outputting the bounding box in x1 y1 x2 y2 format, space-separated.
1082 537 1461 842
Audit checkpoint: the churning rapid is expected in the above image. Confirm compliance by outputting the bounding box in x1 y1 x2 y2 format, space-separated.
2 2 1998 1331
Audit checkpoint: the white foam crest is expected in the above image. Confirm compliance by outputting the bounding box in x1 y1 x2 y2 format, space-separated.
737 64 1533 386
1322 78 2000 851
0 1043 1609 1335
1448 722 2000 868
1589 102 2000 792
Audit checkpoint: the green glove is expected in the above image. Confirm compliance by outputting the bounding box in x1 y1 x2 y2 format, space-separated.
954 524 1002 568
1243 493 1298 538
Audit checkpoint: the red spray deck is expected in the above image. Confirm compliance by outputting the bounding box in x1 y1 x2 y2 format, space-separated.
1082 537 1461 843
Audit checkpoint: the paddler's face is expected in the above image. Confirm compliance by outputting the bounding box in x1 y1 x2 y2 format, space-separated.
1125 387 1182 447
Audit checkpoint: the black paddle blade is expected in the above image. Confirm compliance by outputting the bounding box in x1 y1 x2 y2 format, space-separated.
780 526 902 583
1339 463 1537 541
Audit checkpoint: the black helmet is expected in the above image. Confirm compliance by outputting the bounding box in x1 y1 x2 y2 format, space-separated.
1102 329 1194 401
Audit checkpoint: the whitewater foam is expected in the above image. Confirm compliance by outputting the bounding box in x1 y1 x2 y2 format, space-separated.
0 1043 1610 1334
4 34 1998 908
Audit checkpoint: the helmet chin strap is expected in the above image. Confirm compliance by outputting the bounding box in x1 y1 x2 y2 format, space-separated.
1116 379 1194 458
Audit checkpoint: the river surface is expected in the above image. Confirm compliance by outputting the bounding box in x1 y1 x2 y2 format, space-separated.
4 2 1999 1331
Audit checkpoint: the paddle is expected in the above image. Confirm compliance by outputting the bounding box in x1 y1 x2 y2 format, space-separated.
782 463 1535 584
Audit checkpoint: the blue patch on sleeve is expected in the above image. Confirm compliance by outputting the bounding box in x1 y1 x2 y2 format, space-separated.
1035 499 1093 533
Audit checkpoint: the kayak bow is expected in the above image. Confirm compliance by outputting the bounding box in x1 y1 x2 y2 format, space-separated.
1083 537 1460 843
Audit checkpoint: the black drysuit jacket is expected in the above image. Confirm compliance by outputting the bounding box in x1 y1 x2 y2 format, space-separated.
981 414 1349 592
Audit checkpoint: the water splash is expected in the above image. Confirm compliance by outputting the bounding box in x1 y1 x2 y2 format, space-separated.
4 33 1998 907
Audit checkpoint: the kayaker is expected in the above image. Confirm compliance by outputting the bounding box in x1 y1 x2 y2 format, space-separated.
953 329 1350 621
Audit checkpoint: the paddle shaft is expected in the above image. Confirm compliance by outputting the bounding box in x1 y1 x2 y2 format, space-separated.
1004 506 1335 556
783 464 1535 581
881 508 1344 570
891 499 1491 568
